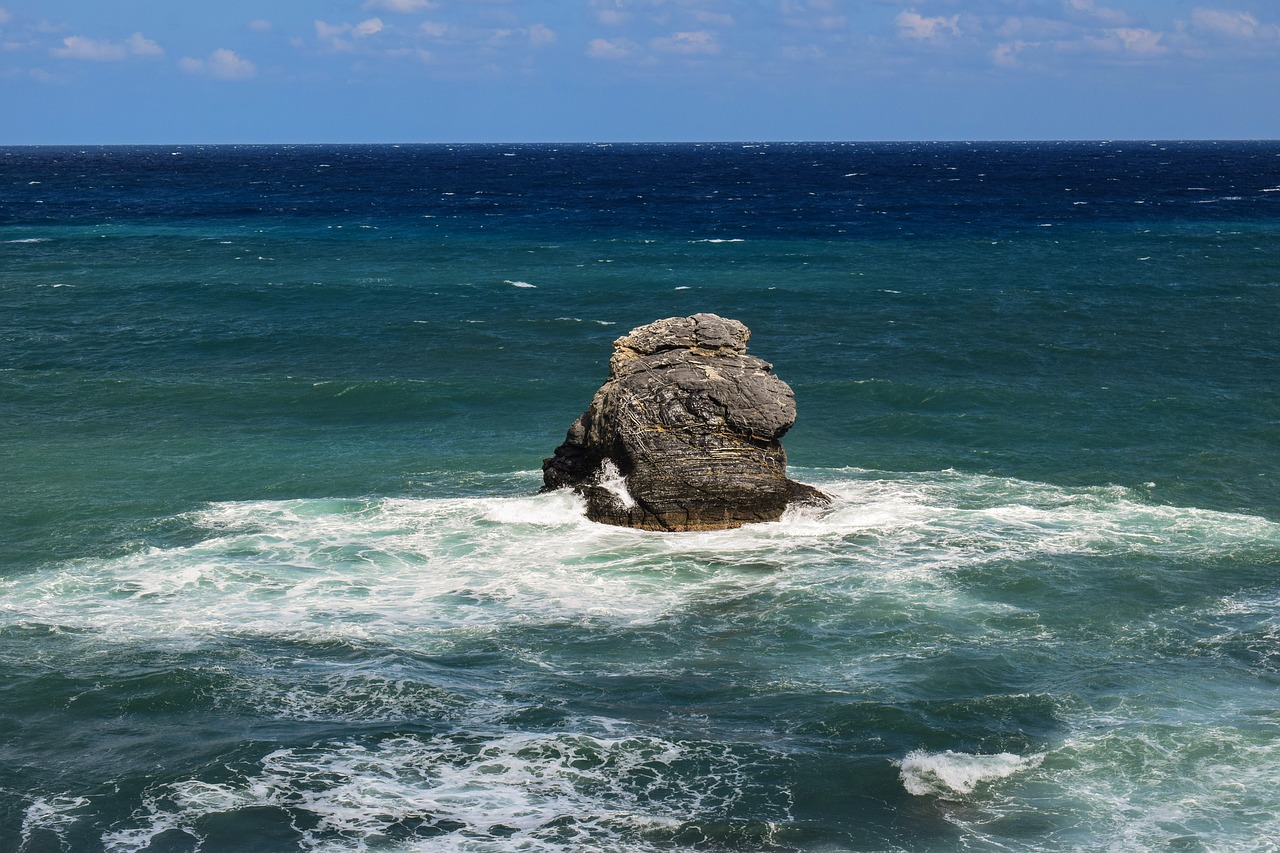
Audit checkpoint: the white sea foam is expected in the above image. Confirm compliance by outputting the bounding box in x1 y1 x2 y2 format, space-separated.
5 237 49 243
691 238 745 243
5 469 1280 851
19 795 90 849
1031 709 1280 851
505 279 536 288
3 470 1276 652
897 749 1042 798
101 728 788 852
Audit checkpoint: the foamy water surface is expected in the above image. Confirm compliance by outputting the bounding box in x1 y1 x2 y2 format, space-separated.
5 470 1279 851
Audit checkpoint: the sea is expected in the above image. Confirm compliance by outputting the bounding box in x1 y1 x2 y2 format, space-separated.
1 141 1278 852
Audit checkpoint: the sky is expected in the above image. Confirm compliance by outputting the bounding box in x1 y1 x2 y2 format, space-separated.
2 0 1278 143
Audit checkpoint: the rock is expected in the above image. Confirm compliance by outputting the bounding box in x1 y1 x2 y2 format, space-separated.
541 312 829 531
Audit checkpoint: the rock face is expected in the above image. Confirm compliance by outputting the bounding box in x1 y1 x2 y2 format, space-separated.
542 313 828 531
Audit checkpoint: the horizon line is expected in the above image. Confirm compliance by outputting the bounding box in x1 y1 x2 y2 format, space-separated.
3 137 1279 148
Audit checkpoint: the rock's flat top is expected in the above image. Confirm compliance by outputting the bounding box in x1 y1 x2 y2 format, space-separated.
542 313 827 531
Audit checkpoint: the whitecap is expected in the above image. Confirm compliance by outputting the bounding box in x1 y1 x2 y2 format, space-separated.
897 749 1042 798
552 317 615 326
505 279 536 288
690 238 745 243
5 237 49 243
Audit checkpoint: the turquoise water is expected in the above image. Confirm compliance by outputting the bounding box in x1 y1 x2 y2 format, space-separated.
2 143 1279 851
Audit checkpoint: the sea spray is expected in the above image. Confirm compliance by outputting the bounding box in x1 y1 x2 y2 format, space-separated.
896 749 1044 798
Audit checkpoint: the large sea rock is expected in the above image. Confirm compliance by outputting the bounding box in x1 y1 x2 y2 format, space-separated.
541 313 828 531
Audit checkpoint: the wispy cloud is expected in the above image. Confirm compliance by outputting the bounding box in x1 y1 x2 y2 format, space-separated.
693 11 735 28
589 1 631 27
1098 27 1167 56
781 44 825 61
315 18 386 51
527 23 557 47
651 30 718 55
51 33 163 61
780 0 846 31
364 0 436 12
1191 7 1280 40
991 40 1030 69
179 48 257 80
587 37 638 60
1066 0 1130 27
896 10 961 41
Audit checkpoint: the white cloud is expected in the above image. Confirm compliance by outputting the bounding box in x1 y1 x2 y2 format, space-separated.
587 37 638 59
0 7 11 25
51 36 126 60
1111 27 1166 54
651 30 718 54
314 17 384 51
527 23 556 47
1086 26 1168 55
364 0 436 11
315 21 348 41
896 10 960 41
51 33 163 61
353 18 385 37
248 19 272 33
1066 0 1130 26
316 20 359 51
1191 8 1277 39
125 32 163 57
180 48 257 80
421 21 449 38
992 40 1033 68
590 1 629 26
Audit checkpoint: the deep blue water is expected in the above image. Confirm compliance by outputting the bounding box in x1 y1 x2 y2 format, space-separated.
2 142 1279 851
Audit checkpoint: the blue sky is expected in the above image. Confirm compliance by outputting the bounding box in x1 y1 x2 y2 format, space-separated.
2 0 1278 142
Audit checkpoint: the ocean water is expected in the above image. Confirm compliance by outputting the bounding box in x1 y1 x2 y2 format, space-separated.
1 141 1278 852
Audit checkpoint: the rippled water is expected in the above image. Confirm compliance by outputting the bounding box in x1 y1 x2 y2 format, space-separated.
3 143 1279 851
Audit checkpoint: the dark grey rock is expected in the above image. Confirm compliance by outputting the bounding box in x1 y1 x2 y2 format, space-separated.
542 313 829 531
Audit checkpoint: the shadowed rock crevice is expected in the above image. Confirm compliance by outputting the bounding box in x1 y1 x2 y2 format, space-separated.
541 313 829 531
